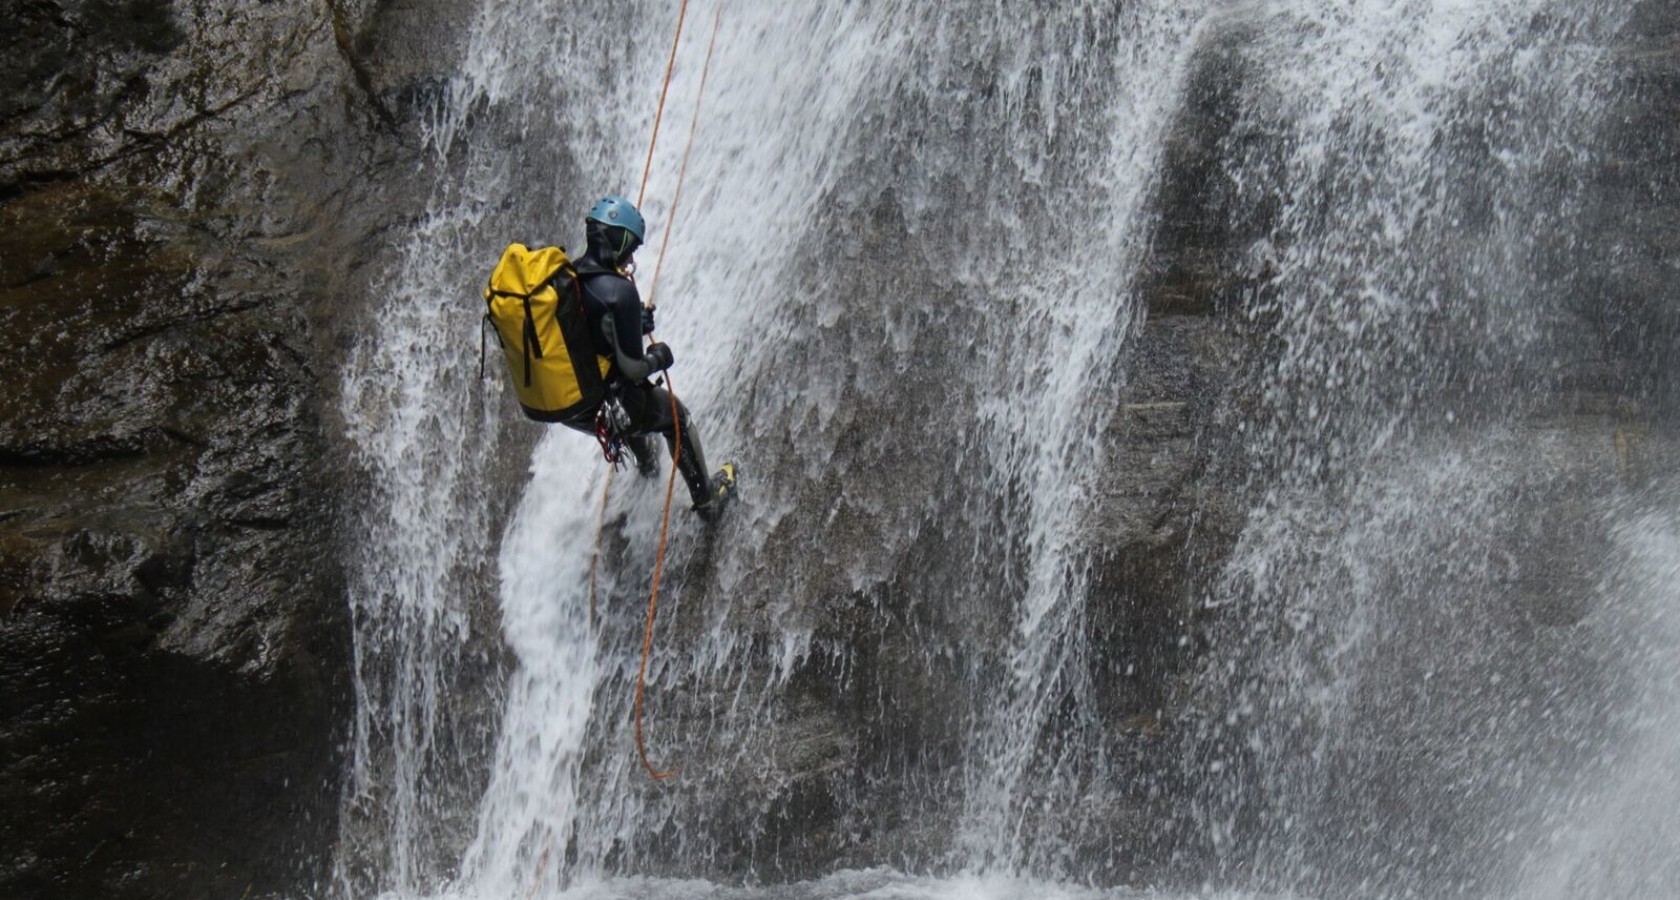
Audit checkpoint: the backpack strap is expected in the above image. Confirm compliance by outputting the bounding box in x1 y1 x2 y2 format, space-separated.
521 293 543 387
551 264 606 404
481 279 507 382
486 282 545 387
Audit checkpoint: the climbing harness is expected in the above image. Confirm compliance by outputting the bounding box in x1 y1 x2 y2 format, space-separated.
593 393 632 468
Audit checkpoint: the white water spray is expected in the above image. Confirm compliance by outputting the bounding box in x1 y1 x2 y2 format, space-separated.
1184 0 1641 895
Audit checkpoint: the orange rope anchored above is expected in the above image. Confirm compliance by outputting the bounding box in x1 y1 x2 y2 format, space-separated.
645 0 726 308
592 0 694 620
637 0 691 209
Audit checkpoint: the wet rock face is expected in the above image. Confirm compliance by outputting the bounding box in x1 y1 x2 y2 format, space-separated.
0 178 341 896
0 0 470 897
1587 0 1680 418
1088 0 1680 886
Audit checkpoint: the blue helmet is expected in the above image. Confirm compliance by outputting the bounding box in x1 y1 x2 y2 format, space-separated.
586 195 646 242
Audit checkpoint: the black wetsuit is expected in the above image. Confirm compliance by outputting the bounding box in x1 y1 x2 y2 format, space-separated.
567 246 714 508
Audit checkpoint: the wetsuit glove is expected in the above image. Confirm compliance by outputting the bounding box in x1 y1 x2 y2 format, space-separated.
641 305 656 334
644 342 674 372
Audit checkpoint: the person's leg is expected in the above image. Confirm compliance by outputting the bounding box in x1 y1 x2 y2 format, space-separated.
626 434 660 477
620 382 713 508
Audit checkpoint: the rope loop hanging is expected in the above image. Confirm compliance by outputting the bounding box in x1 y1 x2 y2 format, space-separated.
533 5 716 893
582 0 727 784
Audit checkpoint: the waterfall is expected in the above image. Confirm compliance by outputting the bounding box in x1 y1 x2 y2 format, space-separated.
931 3 1212 876
1181 1 1652 897
1513 495 1680 900
331 1 1676 898
335 1 663 892
459 5 923 893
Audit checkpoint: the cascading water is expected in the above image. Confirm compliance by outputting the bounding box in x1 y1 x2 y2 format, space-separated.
336 1 664 892
1181 1 1667 898
332 1 1677 899
1512 496 1680 900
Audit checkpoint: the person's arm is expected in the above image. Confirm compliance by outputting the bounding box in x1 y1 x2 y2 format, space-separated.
598 279 670 382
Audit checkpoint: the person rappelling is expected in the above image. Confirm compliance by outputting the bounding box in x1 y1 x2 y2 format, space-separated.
482 195 736 522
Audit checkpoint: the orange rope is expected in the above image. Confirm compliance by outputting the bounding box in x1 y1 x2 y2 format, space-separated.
631 0 726 782
533 8 702 894
587 471 614 624
523 844 552 900
645 0 726 307
637 0 691 208
634 379 683 780
587 0 691 626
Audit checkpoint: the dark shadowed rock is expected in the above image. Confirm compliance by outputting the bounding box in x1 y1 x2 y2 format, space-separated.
0 0 475 897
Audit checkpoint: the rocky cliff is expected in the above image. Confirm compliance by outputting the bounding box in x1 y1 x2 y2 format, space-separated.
0 1 470 897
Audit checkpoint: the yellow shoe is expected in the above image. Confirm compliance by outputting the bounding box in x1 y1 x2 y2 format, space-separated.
694 462 737 523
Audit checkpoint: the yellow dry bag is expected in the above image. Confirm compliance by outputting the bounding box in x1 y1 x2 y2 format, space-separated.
483 243 610 421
